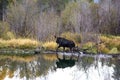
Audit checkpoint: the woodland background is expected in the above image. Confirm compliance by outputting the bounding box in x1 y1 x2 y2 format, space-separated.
0 0 120 41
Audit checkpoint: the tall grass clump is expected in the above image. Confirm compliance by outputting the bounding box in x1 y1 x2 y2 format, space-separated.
98 43 110 53
42 41 57 50
100 35 120 53
109 47 119 54
0 39 40 49
82 42 97 53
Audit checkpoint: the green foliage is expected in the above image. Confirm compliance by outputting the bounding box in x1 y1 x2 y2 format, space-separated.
6 31 15 39
0 21 9 33
0 22 9 38
99 35 120 53
100 35 120 51
109 47 119 54
0 21 15 39
82 42 97 53
88 0 94 2
37 0 69 12
61 2 79 24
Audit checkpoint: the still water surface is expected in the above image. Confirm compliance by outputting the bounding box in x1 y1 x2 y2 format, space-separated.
0 53 119 80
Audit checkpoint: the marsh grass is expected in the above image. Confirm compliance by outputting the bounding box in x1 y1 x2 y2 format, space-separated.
0 38 40 49
82 42 98 53
100 35 120 53
0 33 119 54
42 41 57 50
98 43 110 53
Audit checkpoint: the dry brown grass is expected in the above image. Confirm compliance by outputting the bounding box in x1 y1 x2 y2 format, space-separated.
0 38 40 49
100 35 120 53
42 41 57 50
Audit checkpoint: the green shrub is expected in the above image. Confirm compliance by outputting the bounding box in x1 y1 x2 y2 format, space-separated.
100 35 120 52
6 31 15 39
42 41 57 50
109 47 119 54
98 43 110 53
2 31 16 40
82 42 97 53
0 21 15 39
61 2 78 25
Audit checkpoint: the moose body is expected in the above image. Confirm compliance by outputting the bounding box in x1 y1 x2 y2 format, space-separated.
56 37 75 51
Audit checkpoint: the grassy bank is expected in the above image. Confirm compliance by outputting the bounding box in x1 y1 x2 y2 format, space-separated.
0 33 120 54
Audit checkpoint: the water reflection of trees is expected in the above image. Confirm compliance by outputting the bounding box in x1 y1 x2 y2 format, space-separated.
0 54 55 80
76 56 120 80
0 54 120 80
76 56 95 72
112 59 120 80
100 58 120 80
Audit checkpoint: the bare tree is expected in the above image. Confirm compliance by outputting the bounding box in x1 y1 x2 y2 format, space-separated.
6 0 38 38
4 0 120 41
36 10 59 41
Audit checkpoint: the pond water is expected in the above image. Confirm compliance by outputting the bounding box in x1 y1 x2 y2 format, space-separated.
0 53 119 80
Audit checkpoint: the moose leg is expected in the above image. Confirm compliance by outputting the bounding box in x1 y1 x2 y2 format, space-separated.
63 47 65 59
63 47 65 51
70 47 72 51
70 47 73 59
56 45 61 52
56 45 61 58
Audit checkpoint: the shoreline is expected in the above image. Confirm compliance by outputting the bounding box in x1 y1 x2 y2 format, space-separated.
0 49 119 57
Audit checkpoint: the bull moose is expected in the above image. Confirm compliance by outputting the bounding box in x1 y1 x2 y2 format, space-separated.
55 36 75 51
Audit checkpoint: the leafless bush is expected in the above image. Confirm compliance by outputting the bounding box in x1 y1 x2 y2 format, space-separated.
36 11 60 41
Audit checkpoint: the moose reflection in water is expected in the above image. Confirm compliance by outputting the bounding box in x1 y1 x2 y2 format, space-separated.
55 49 80 69
55 57 76 68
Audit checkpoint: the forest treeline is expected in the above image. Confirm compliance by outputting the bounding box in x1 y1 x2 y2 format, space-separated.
0 0 120 41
